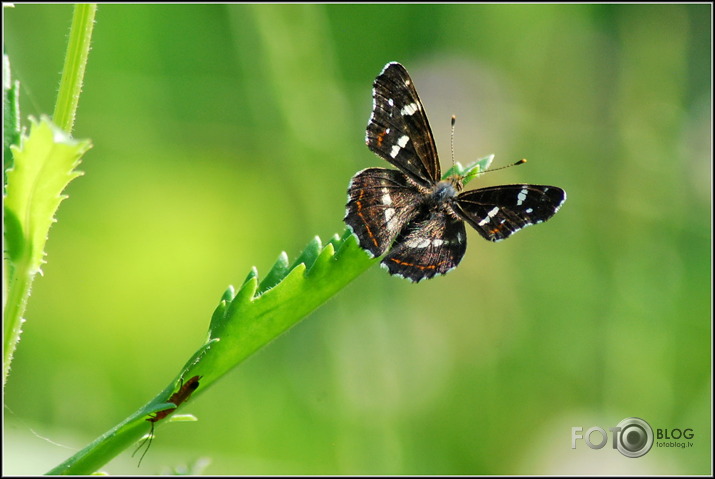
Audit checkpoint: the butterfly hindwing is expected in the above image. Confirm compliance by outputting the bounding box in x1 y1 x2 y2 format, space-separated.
345 168 423 257
381 211 467 282
366 62 440 187
454 185 566 242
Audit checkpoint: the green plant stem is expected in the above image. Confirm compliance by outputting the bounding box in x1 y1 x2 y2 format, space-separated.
53 4 96 134
3 4 96 385
46 231 376 474
2 260 30 384
46 385 180 475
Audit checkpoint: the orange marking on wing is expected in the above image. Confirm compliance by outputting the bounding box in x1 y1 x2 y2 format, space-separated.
376 130 387 147
355 189 380 249
387 258 448 270
488 225 505 236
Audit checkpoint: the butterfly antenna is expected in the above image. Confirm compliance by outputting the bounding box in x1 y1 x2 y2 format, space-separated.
483 158 527 174
450 115 457 168
451 114 524 175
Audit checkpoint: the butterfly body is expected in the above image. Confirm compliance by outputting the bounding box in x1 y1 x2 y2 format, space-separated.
345 62 566 282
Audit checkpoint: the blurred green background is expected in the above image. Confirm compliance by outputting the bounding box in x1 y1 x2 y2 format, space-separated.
3 4 711 475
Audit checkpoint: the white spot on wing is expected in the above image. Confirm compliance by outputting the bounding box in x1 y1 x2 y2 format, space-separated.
405 237 431 248
517 188 528 206
381 190 392 206
390 135 409 158
479 207 500 226
401 102 419 116
402 237 448 249
384 207 395 224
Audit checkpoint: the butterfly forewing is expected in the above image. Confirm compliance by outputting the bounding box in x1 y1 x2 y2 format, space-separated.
345 168 423 257
454 185 566 242
367 62 441 187
382 211 467 282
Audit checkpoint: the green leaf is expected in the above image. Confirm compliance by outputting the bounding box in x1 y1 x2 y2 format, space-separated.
4 116 91 271
48 229 378 474
442 154 494 186
3 116 91 384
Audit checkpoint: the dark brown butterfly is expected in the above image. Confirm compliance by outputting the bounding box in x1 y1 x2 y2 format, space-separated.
345 62 566 282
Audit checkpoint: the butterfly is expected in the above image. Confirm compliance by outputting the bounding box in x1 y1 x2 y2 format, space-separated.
344 62 566 282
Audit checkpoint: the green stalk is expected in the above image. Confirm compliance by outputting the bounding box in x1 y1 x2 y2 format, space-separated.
2 258 30 383
53 4 96 135
3 5 96 385
47 231 376 474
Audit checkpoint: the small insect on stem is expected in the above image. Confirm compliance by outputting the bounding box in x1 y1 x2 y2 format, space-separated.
132 375 202 467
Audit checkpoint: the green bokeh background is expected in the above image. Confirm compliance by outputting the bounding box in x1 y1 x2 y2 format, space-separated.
3 4 711 475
